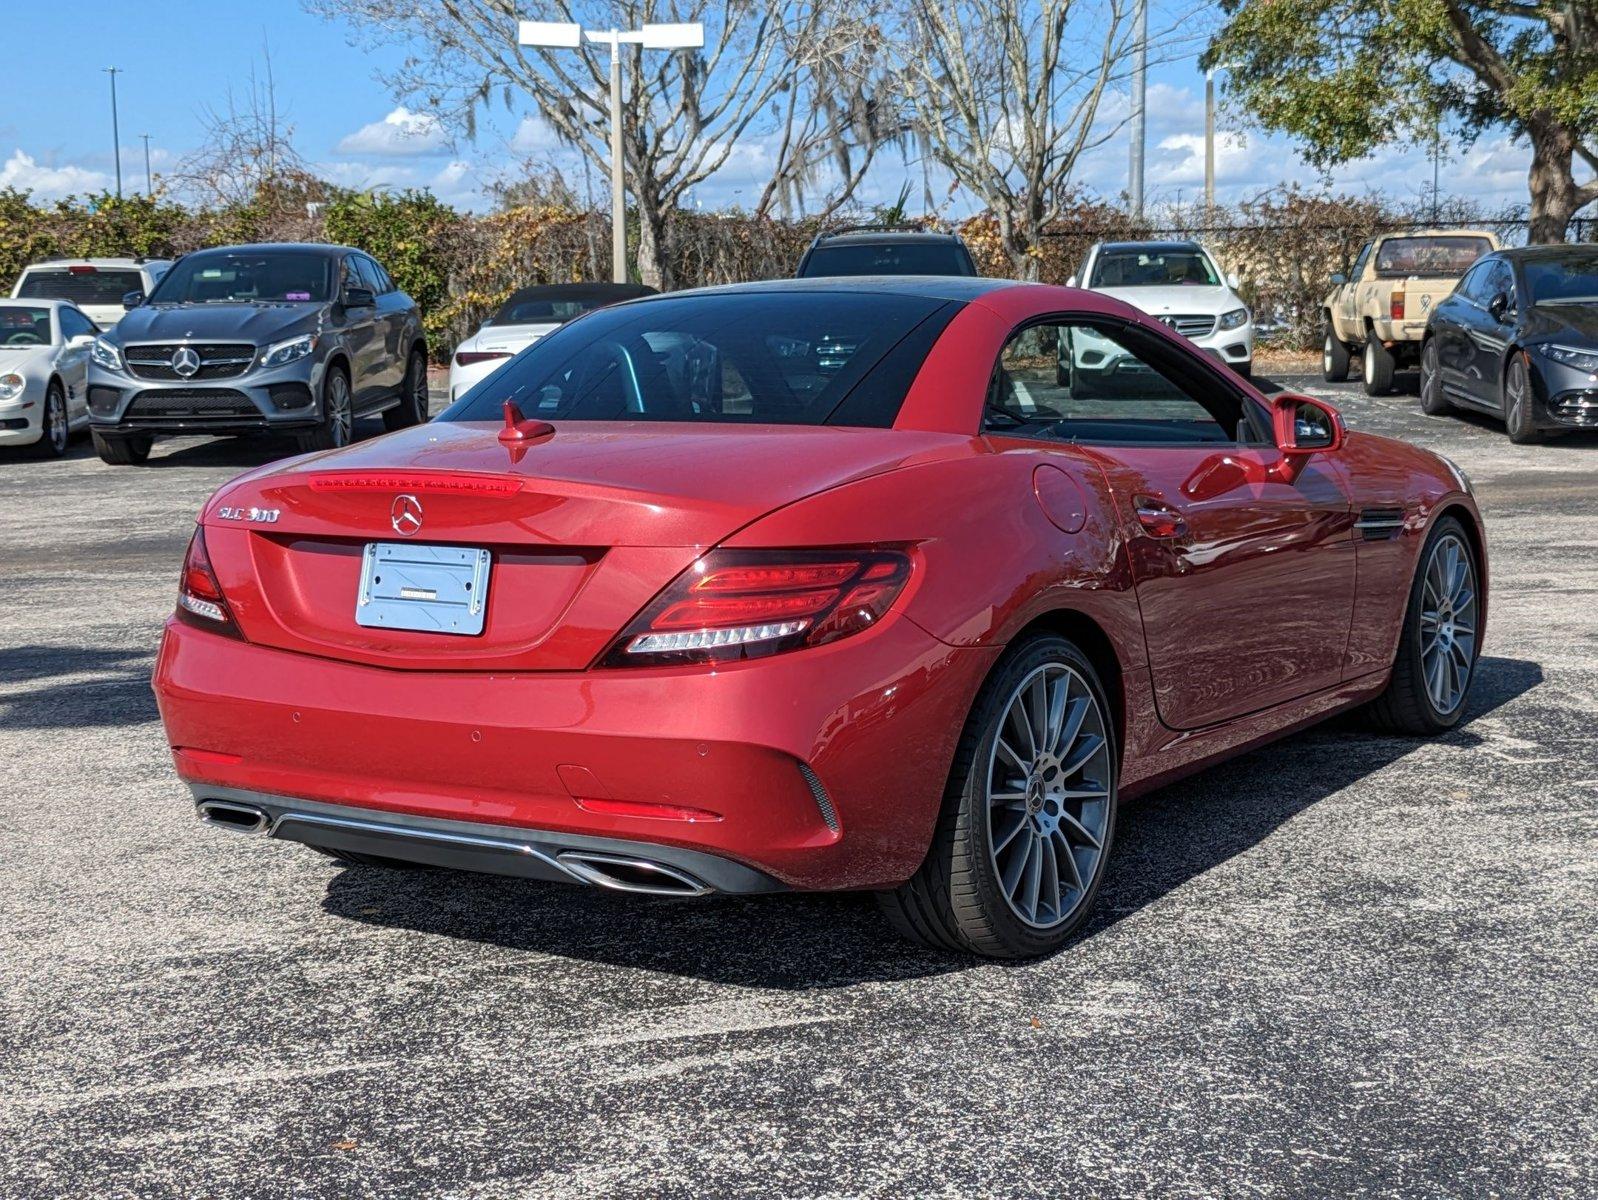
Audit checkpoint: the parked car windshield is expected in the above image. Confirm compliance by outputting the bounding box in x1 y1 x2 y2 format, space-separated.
801 242 974 278
0 304 53 345
17 268 143 306
1090 249 1219 287
147 252 333 304
1373 236 1492 278
1522 253 1598 305
441 291 957 427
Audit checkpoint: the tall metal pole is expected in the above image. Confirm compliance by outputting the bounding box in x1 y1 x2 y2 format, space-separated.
141 133 153 196
1431 119 1441 224
608 34 627 284
1129 0 1147 219
105 67 123 199
1204 68 1216 216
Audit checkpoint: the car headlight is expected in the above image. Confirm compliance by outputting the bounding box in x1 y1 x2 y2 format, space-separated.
260 334 317 369
0 373 24 402
1218 307 1250 331
1539 343 1598 373
91 337 123 371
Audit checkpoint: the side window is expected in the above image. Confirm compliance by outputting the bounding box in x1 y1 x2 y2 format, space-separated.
986 319 1259 446
356 255 386 294
1456 262 1489 304
1349 242 1372 280
340 255 363 296
59 307 95 339
1487 260 1516 309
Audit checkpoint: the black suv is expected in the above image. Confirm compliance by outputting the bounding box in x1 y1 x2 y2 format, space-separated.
87 243 428 464
795 226 978 278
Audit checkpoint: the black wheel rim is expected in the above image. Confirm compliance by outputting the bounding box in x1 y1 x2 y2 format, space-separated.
985 662 1112 929
329 375 352 446
412 357 428 419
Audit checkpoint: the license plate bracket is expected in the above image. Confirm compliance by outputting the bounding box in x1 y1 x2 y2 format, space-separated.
355 542 492 636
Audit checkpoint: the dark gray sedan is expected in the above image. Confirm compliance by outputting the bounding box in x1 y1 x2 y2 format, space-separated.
1421 245 1598 443
87 243 428 464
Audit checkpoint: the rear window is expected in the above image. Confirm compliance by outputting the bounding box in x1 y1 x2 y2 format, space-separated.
441 292 958 428
800 242 974 278
495 298 598 324
16 268 143 305
1374 237 1491 278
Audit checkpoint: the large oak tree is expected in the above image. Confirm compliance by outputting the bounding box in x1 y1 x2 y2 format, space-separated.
1206 1 1598 242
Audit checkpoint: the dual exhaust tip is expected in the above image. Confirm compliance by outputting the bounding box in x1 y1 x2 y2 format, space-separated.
194 799 712 897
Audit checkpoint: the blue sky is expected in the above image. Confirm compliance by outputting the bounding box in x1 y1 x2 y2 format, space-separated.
3 2 1538 217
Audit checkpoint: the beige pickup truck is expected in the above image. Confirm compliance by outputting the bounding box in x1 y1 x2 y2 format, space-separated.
1322 229 1500 394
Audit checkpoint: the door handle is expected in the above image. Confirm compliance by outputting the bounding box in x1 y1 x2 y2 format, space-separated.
1133 494 1187 539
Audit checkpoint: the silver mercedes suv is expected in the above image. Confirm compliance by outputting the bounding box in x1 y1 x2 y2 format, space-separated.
87 243 428 464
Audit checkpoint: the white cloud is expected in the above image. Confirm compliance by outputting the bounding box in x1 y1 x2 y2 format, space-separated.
0 149 111 199
510 116 563 155
335 106 449 156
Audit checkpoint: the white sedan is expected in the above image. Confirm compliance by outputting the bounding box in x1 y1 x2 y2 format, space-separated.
0 300 98 457
1070 240 1255 377
447 282 655 402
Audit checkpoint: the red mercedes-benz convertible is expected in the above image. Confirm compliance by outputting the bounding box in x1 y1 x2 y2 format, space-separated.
155 278 1486 958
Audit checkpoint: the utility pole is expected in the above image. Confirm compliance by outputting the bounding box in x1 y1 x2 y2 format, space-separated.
141 133 153 196
1129 0 1147 219
1204 68 1216 216
1431 119 1442 224
105 67 123 198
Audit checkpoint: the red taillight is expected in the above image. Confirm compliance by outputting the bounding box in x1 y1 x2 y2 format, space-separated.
602 549 912 666
175 527 242 638
67 265 97 275
455 350 513 367
1391 294 1405 320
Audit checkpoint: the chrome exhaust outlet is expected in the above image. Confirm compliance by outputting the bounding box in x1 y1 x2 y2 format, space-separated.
556 851 713 897
196 799 270 836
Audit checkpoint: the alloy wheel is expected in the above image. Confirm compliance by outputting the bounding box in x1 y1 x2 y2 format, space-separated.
46 388 67 453
329 374 353 446
985 663 1112 929
1419 533 1477 716
1323 334 1334 375
411 356 429 421
1506 360 1525 425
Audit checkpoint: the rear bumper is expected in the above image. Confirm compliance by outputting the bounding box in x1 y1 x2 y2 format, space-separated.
192 786 784 895
154 616 997 891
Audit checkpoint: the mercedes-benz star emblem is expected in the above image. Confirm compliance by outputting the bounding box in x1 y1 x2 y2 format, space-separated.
390 494 424 536
171 346 201 378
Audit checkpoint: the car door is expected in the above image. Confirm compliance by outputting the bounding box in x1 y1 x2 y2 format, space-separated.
1434 262 1488 397
1340 242 1372 337
356 254 404 392
338 254 382 404
54 305 96 421
987 316 1356 731
1470 258 1518 408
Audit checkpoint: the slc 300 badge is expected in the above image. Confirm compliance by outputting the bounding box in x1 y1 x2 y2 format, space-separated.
216 506 281 523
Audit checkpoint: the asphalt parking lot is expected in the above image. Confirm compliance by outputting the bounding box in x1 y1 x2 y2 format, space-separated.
2 372 1594 1198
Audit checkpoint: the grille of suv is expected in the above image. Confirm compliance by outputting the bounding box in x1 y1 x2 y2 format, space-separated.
125 389 258 419
124 343 256 381
1156 314 1217 339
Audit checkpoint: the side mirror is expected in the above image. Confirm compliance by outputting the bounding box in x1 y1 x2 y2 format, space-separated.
1488 292 1510 322
68 333 96 348
1225 272 1241 290
1066 275 1079 288
122 290 145 310
1270 392 1345 482
1329 273 1347 286
344 286 376 309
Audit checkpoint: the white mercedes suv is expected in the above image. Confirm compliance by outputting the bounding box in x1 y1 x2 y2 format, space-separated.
1070 240 1254 377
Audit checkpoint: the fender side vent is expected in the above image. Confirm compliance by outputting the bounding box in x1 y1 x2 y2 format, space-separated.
1354 507 1406 541
797 762 839 833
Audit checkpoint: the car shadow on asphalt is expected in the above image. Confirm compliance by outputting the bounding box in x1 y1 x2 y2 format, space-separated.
0 645 159 728
317 654 1543 988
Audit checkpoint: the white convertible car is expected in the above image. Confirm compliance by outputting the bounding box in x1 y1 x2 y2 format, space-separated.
0 300 98 457
447 282 655 402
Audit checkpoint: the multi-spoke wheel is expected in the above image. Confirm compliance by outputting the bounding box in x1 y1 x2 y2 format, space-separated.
297 367 354 453
1367 515 1481 734
1419 338 1451 416
880 633 1118 958
1503 353 1540 444
34 382 69 458
986 663 1112 929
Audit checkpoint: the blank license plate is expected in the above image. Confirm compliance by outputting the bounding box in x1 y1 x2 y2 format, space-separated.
355 542 492 636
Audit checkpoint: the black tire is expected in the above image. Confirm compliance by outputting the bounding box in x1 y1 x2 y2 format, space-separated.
1363 335 1396 395
879 633 1118 959
304 843 436 870
295 365 354 454
1322 324 1351 382
33 381 70 458
91 429 153 465
1364 515 1480 736
1419 337 1451 415
383 348 430 431
1503 353 1540 444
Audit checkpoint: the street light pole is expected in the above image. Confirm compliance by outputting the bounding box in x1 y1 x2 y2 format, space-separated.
141 133 153 197
1129 0 1147 219
1204 68 1216 215
518 19 706 285
105 67 123 199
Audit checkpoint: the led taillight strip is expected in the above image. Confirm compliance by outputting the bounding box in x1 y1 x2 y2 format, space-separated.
305 473 524 496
